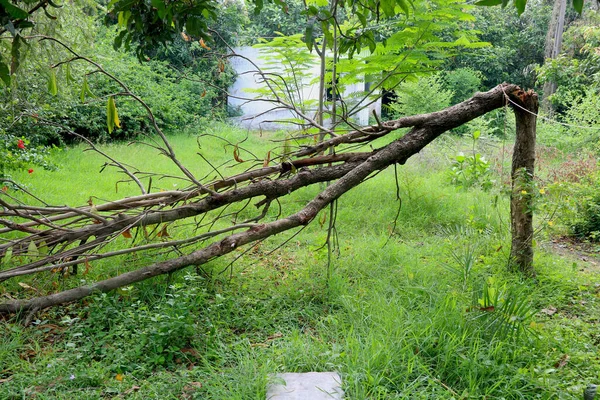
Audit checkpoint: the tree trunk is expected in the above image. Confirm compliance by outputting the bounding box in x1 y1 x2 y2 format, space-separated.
509 88 538 277
542 0 567 114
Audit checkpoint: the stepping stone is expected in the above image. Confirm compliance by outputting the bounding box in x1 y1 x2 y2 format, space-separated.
266 372 343 399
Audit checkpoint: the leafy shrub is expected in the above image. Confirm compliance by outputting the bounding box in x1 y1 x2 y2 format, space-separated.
62 42 229 142
1 20 236 146
387 74 453 118
571 195 600 241
563 89 600 147
441 67 483 104
449 130 493 190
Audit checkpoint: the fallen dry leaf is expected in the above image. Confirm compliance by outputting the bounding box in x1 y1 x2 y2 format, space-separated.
123 385 140 395
18 282 39 293
180 348 200 358
267 332 283 341
554 354 569 369
540 306 557 316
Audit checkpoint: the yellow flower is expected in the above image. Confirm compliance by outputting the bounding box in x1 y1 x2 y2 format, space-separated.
520 190 528 195
539 188 546 195
548 221 554 226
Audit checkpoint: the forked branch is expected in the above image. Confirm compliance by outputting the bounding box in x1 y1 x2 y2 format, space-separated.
0 84 524 314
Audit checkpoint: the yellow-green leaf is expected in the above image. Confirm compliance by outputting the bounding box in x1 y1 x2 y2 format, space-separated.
80 76 95 103
107 96 120 133
1 247 12 264
107 97 115 134
38 241 48 256
48 69 58 96
27 241 39 258
113 99 121 128
65 63 74 84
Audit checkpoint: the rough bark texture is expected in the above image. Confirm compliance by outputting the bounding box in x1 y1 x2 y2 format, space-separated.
509 88 538 277
0 84 529 314
542 0 567 114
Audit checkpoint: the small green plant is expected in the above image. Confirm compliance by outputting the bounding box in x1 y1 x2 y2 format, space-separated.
449 130 493 190
571 193 600 241
68 277 208 373
388 74 454 118
441 67 483 105
471 277 536 341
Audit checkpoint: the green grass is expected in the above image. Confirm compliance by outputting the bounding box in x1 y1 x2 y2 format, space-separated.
1 124 599 399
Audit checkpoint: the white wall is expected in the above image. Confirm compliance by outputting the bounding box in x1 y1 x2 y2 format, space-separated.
228 46 381 130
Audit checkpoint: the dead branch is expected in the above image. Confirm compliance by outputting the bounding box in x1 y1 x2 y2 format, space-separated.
0 83 520 314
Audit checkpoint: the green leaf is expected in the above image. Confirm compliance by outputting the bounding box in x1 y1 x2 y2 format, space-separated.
106 96 121 134
572 0 583 14
27 241 39 258
150 0 166 18
304 21 314 52
474 0 502 5
397 0 410 15
107 96 115 134
38 241 48 256
48 69 58 96
454 35 471 46
473 130 481 140
1 247 12 264
10 35 21 75
80 76 94 102
321 20 333 49
65 63 74 83
514 0 526 14
0 0 29 19
254 0 263 15
380 0 396 17
186 16 207 37
0 61 10 86
356 11 367 27
117 11 131 27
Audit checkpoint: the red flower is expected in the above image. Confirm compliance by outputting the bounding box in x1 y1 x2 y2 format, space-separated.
28 169 34 174
17 139 25 149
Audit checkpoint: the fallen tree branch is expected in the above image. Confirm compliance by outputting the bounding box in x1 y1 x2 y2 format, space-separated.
0 83 520 314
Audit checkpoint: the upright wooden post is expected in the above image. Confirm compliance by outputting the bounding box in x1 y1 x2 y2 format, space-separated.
509 88 538 277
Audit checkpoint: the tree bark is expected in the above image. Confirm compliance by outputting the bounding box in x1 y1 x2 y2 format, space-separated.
509 88 538 277
542 0 567 114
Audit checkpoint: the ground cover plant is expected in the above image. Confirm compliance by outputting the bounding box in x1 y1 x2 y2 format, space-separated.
1 123 599 399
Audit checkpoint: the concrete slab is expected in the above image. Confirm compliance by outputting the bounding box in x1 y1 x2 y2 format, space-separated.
266 372 343 399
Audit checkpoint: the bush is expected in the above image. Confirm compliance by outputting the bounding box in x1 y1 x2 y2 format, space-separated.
441 67 483 105
571 195 600 241
61 38 231 142
1 20 237 146
387 74 453 118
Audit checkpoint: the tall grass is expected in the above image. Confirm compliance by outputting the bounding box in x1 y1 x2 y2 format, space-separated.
1 125 599 399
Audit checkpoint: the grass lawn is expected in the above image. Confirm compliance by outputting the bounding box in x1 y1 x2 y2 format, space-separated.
1 123 599 399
